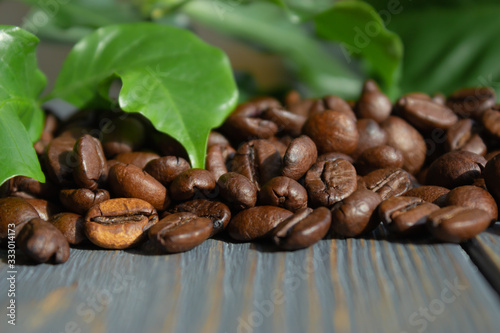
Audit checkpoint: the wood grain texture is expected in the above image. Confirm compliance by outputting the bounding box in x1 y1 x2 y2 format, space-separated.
1 232 500 333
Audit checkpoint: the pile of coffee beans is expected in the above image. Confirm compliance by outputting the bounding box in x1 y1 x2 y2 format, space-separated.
1 81 500 264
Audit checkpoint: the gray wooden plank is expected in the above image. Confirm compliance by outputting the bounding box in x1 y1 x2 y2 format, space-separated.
1 235 500 333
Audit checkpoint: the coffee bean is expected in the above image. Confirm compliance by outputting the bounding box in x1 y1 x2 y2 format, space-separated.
330 188 382 237
227 206 293 241
352 119 387 159
445 185 498 222
172 199 231 235
109 163 170 211
302 109 359 155
426 151 486 189
445 118 473 151
363 168 412 200
231 139 281 190
305 159 357 207
426 206 491 242
148 212 212 253
73 134 107 190
482 108 500 139
355 80 392 123
317 152 354 164
0 197 40 241
485 154 500 205
206 144 236 180
397 96 458 131
268 136 291 158
217 172 258 210
310 95 357 120
44 136 77 186
59 188 110 215
259 176 308 212
355 145 404 175
115 151 160 169
282 135 317 180
49 213 86 245
272 207 331 250
25 198 60 221
381 116 426 174
0 176 58 200
34 113 58 155
144 156 191 186
261 108 307 137
101 117 145 157
207 131 231 148
17 218 70 264
446 87 496 118
404 186 450 206
379 196 439 236
485 150 500 161
85 198 158 249
149 131 189 159
289 98 315 117
169 169 216 201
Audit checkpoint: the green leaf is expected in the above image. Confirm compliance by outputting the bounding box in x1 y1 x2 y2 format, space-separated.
314 1 403 97
268 0 336 22
0 26 46 185
50 23 238 169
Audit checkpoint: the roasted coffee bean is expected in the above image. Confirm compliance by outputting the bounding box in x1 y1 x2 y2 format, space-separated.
482 108 500 139
285 90 301 109
268 136 290 158
282 135 317 180
172 199 231 235
227 206 293 241
355 80 392 123
330 188 382 237
404 186 450 206
317 152 354 164
352 119 387 158
207 131 231 148
363 168 412 200
485 150 500 161
289 98 315 117
34 113 58 155
49 213 86 245
170 169 216 201
261 108 307 137
25 198 60 221
149 131 189 159
109 163 170 211
397 95 458 131
302 109 359 155
259 176 308 212
355 145 404 175
17 218 70 264
427 206 491 243
305 159 357 207
432 93 446 105
101 117 145 157
206 144 236 180
381 116 426 174
309 95 357 120
59 188 110 215
85 198 158 249
484 154 500 205
272 207 331 250
445 119 473 151
446 87 496 118
148 212 212 253
426 151 486 189
231 139 281 190
445 186 498 222
379 196 439 236
144 156 191 187
73 134 107 190
472 177 487 190
460 134 487 156
217 172 258 210
0 197 40 240
115 151 160 169
45 136 77 186
0 176 58 200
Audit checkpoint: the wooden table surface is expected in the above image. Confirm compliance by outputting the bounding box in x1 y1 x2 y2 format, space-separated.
1 225 500 333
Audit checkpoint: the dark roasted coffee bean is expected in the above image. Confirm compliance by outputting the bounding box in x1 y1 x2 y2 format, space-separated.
282 135 317 180
404 186 450 206
379 196 439 236
305 159 357 207
73 134 107 190
355 145 404 175
170 169 216 201
227 206 293 241
426 151 486 189
144 156 191 187
101 117 145 157
303 109 358 155
268 136 290 158
485 150 500 161
207 131 231 148
289 98 315 117
482 108 500 139
331 188 382 237
85 198 158 249
109 163 170 211
25 198 60 221
352 118 387 159
261 108 307 137
445 186 498 222
259 176 308 212
485 154 500 205
426 206 491 243
149 131 189 159
317 152 354 164
363 168 412 200
206 144 236 180
272 207 331 250
59 188 110 215
148 212 212 253
217 172 258 210
432 93 446 105
0 176 58 200
310 95 357 120
472 177 487 190
460 134 487 156
397 96 458 131
231 139 281 190
0 197 40 241
355 80 392 123
381 116 426 174
17 218 70 264
115 151 160 169
49 213 86 245
445 119 473 151
446 87 496 118
45 136 77 186
34 113 58 155
172 199 231 235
